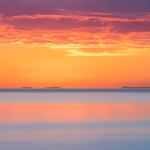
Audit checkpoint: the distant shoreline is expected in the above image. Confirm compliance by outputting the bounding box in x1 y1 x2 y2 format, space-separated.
122 86 150 88
21 87 61 89
0 87 150 90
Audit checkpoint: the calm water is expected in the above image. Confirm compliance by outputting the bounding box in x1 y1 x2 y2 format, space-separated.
0 88 150 150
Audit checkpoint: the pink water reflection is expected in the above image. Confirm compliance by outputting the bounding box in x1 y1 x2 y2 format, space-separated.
0 103 150 123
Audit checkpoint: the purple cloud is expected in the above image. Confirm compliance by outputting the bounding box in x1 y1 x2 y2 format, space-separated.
0 0 150 16
110 21 150 33
0 0 150 33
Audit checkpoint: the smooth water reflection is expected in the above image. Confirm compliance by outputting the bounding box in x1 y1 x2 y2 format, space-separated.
0 89 150 150
0 103 150 123
1 122 150 141
0 88 150 104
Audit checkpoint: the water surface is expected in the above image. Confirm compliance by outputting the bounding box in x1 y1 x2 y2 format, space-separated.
0 88 150 150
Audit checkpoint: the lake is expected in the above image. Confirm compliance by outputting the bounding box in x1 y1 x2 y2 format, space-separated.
0 88 150 150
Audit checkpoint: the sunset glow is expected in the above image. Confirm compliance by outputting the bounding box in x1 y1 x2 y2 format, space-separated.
0 0 150 88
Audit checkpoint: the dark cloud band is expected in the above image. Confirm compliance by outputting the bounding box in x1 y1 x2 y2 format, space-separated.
0 0 150 16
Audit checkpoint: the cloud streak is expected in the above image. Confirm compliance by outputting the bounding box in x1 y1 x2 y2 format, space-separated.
66 49 134 57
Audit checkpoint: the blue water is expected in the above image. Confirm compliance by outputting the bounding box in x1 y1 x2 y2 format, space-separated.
0 88 150 103
0 88 150 150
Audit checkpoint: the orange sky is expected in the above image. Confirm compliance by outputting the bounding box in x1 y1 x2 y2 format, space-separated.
1 43 150 88
0 0 150 88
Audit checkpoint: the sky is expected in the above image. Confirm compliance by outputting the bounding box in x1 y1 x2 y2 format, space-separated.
0 0 150 88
